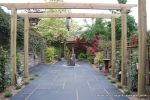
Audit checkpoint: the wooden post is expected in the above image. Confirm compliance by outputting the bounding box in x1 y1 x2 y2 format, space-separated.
138 0 147 96
24 16 29 82
111 17 116 78
121 9 127 86
10 8 17 85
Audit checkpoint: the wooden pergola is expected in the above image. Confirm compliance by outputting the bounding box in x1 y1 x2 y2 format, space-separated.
0 1 147 96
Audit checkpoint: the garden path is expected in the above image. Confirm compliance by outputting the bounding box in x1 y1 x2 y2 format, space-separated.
11 61 129 100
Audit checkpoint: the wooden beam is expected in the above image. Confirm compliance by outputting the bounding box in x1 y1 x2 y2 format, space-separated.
24 16 29 82
18 13 120 19
0 3 137 10
121 9 127 86
10 8 17 85
111 17 116 78
138 0 147 96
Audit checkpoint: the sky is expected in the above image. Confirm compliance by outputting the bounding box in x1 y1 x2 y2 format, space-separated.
0 0 150 30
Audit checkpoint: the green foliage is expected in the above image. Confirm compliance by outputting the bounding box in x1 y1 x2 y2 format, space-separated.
0 7 24 47
117 0 127 4
36 0 69 44
77 53 86 61
45 47 55 63
0 47 8 92
81 18 110 42
147 31 150 43
4 91 13 98
16 53 22 76
36 18 69 43
115 15 137 40
54 46 63 59
116 50 121 81
64 47 70 59
124 89 131 95
16 85 22 90
129 50 138 91
29 29 47 62
17 20 24 46
0 7 10 47
94 52 104 65
87 53 94 63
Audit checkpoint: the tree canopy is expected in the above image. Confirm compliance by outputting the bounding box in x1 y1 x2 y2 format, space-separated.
117 0 127 4
81 18 110 42
35 0 70 44
0 7 10 47
115 15 137 40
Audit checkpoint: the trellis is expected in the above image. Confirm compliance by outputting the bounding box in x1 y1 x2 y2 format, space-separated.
0 1 147 96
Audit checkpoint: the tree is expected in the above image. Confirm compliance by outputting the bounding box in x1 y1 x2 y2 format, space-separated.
17 19 24 46
36 0 70 44
0 7 10 47
81 18 110 41
29 28 46 57
117 0 127 4
114 0 137 40
117 15 137 40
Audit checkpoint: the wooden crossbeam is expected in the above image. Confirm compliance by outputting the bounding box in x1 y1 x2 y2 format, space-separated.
0 3 137 10
18 13 120 19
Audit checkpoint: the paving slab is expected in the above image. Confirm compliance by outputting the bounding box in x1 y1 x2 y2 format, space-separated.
11 61 129 100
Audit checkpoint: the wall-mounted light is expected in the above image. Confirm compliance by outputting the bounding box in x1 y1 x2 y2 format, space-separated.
66 17 71 31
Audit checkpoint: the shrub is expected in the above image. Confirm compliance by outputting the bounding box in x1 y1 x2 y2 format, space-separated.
4 91 13 98
45 47 55 63
77 53 86 61
124 89 131 95
64 47 70 59
94 52 104 65
87 53 94 63
16 52 22 76
0 47 8 92
129 51 138 91
54 46 63 60
16 85 22 90
116 50 121 82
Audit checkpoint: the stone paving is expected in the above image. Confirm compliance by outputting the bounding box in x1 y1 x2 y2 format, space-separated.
11 61 129 100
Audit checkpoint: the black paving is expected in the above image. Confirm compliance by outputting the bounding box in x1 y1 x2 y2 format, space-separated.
11 61 129 100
